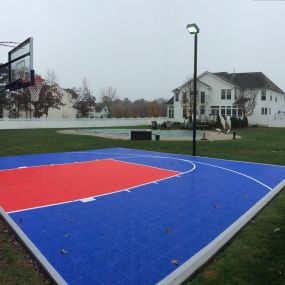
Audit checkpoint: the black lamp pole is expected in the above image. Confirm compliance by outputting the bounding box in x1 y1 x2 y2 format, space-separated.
186 23 199 156
193 33 198 156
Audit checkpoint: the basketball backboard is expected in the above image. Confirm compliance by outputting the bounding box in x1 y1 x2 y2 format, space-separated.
0 37 34 92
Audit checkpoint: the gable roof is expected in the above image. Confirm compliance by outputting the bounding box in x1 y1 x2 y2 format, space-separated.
210 72 240 88
172 79 211 93
213 72 284 94
167 96 174 104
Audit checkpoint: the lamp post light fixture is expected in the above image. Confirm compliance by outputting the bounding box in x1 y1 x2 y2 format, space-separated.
186 23 199 156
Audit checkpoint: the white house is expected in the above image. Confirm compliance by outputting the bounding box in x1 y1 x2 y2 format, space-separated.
47 87 78 119
88 105 109 118
167 71 285 127
0 85 109 119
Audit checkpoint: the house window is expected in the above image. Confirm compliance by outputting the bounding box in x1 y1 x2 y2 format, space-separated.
270 95 272 101
210 106 219 116
232 108 237 117
221 106 226 117
238 109 242 117
168 107 174 118
175 93 179 102
235 89 241 100
201 91 206 104
275 97 277 102
201 92 205 104
269 108 271 115
221 89 226 100
226 106 231 116
182 92 187 103
183 107 187 118
261 90 266 101
261 107 268 115
227 89 231 100
200 106 205 115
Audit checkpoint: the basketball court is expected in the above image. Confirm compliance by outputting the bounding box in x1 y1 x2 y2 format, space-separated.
1 148 285 285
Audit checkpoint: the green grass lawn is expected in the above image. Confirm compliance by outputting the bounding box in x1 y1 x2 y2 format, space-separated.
0 127 285 285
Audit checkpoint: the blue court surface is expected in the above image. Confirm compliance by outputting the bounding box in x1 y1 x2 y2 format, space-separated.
1 148 285 285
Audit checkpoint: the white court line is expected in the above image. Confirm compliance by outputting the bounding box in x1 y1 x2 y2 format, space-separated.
6 151 274 213
0 159 102 172
7 155 196 214
157 178 285 285
194 161 273 191
110 156 196 174
0 207 68 285
68 149 285 168
111 153 273 191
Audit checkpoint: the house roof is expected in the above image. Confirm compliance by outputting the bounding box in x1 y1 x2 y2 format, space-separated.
167 96 174 104
233 97 250 106
210 72 240 88
94 104 108 113
172 79 211 93
213 72 284 94
64 88 79 99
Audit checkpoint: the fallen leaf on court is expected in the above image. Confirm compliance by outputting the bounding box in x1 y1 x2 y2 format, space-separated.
273 227 280 233
60 249 68 255
171 259 180 266
165 227 172 234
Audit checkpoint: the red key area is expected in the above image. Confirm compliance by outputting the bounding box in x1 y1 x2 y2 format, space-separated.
0 159 180 212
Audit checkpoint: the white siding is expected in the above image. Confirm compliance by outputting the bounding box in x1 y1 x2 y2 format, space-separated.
169 72 285 127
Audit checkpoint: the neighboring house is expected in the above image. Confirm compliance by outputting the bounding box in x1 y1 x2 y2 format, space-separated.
89 105 109 118
47 87 77 119
167 71 285 127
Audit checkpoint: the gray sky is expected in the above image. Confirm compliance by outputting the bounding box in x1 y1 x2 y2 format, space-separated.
1 0 284 101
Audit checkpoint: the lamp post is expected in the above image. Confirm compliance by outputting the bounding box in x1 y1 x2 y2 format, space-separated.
186 23 199 156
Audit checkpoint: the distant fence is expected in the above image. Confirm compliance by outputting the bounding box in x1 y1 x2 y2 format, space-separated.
0 117 167 130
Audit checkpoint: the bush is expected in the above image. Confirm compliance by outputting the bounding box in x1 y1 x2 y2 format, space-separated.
208 120 216 128
230 117 240 128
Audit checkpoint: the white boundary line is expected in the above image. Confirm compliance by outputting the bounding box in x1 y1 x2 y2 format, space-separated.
156 179 285 285
0 158 104 172
111 154 274 191
1 149 284 285
68 149 285 168
7 156 195 214
193 161 273 191
0 207 67 285
6 152 276 213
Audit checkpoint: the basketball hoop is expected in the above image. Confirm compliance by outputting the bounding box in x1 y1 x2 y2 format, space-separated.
28 75 45 102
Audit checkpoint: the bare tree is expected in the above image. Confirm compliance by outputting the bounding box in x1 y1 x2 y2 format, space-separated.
122 97 132 117
234 89 257 119
180 77 200 122
148 100 160 117
101 87 118 117
46 70 59 86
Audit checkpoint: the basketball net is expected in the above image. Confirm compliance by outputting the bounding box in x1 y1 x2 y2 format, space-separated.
28 75 45 102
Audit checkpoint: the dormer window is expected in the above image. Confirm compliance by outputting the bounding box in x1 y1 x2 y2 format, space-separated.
175 93 179 101
227 89 231 100
261 90 266 101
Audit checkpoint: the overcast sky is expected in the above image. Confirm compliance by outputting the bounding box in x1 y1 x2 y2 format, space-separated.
1 0 284 101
